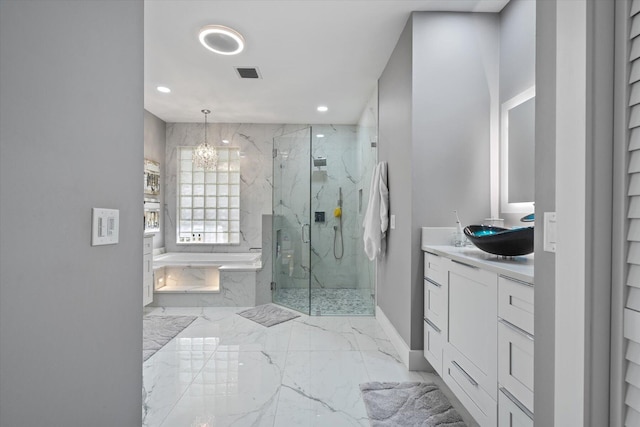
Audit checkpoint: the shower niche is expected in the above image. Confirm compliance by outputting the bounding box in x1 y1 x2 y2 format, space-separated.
271 126 376 316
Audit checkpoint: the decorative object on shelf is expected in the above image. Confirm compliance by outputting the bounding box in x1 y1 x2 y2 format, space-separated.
464 225 534 256
193 109 218 170
143 198 160 234
144 159 160 195
143 158 161 234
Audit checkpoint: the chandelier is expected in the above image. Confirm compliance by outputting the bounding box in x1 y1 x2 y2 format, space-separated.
193 109 218 170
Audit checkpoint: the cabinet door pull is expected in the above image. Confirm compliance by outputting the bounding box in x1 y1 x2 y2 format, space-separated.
424 317 441 333
499 274 534 288
451 259 479 270
498 317 534 341
500 387 534 420
451 361 478 386
424 277 442 288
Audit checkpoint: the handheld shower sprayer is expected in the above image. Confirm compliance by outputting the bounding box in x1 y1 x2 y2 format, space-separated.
334 188 344 259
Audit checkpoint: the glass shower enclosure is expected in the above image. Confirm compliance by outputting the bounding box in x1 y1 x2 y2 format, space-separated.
272 126 376 316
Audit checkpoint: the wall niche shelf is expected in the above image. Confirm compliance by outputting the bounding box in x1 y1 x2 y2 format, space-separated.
144 159 160 196
144 159 160 234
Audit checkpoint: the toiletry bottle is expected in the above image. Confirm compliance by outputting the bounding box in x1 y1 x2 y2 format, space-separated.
454 210 465 247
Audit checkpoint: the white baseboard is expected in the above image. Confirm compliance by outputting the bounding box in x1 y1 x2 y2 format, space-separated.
376 306 432 372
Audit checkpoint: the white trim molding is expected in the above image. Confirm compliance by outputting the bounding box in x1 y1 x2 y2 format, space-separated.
376 306 431 372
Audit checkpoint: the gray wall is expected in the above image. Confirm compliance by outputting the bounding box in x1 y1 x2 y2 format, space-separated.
0 1 143 426
378 18 414 344
144 110 166 249
534 0 555 425
378 12 497 348
499 0 536 225
500 0 536 102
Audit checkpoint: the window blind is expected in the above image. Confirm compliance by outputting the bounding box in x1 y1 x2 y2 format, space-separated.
625 2 640 425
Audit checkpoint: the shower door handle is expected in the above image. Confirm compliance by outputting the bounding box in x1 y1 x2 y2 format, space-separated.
301 224 310 243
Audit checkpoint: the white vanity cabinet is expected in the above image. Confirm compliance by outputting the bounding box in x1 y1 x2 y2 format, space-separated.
423 252 450 376
143 235 153 307
497 275 534 422
498 388 533 427
421 242 534 427
443 258 498 427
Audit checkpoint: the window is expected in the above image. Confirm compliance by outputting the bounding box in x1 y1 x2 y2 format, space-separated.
177 147 240 244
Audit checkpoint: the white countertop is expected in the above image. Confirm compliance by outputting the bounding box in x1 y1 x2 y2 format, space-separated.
422 244 534 284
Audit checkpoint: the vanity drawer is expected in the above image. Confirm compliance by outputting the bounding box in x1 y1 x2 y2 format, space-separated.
424 319 443 376
424 252 447 286
447 264 498 397
143 236 153 255
443 349 497 427
424 278 447 331
498 388 533 427
498 320 534 413
498 275 534 335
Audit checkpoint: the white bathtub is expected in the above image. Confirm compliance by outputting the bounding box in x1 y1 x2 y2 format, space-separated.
153 252 262 271
152 252 263 306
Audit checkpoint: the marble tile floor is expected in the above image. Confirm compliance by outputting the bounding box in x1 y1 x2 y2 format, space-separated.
273 288 375 316
143 306 479 427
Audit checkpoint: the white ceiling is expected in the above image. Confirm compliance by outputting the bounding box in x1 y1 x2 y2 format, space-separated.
144 0 509 124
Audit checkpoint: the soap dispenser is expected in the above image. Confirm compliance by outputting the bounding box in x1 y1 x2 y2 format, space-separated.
453 210 465 247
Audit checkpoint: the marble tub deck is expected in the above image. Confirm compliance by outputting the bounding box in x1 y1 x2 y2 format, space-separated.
143 307 478 427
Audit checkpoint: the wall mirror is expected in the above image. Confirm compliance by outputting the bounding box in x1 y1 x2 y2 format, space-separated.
500 86 535 214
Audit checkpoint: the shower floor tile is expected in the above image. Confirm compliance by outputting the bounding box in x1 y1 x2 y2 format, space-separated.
274 288 374 316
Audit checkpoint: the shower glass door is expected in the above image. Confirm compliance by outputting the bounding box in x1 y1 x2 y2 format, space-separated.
272 125 376 316
272 128 311 314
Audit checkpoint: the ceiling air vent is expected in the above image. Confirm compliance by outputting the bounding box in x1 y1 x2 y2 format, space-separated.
234 67 261 79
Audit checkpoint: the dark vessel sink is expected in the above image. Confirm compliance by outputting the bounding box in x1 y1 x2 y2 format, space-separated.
463 225 534 256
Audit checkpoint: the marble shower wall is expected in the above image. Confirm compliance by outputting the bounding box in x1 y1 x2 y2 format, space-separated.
273 125 365 291
309 125 359 289
164 123 308 253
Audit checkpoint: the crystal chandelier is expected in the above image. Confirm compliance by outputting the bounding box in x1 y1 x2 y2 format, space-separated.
193 109 218 170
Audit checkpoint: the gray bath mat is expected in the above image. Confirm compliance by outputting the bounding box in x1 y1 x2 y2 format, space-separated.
360 382 466 426
143 315 197 361
237 304 300 327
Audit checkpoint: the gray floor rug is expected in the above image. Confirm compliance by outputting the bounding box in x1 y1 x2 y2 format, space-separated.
360 382 466 427
143 315 197 361
237 304 300 327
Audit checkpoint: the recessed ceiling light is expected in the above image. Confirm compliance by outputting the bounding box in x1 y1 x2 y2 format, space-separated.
222 139 230 144
317 105 328 112
199 25 245 55
156 86 171 93
316 134 325 138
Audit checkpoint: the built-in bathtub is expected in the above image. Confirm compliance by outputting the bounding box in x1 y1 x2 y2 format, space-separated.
153 252 262 270
152 252 263 307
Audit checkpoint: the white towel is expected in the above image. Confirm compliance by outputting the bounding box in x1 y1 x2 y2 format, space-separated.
363 161 389 261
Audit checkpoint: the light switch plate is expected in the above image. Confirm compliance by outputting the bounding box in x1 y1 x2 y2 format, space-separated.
390 214 396 229
544 211 557 253
92 208 119 246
